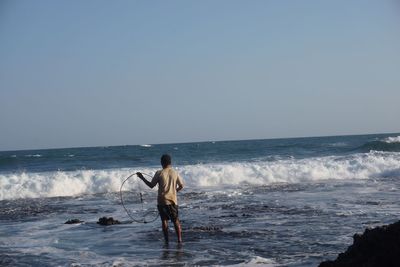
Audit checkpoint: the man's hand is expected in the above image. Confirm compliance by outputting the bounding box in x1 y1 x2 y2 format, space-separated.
136 172 144 179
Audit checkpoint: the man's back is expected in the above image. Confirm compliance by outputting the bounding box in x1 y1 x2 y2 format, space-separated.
152 167 183 205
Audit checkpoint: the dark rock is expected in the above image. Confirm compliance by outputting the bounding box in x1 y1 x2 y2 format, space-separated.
319 220 400 267
97 217 121 225
191 226 223 231
65 219 84 224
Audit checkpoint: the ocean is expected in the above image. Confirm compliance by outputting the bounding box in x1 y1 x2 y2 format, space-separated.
1 133 400 266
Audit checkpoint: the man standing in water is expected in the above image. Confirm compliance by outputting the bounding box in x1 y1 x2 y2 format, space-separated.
136 154 184 243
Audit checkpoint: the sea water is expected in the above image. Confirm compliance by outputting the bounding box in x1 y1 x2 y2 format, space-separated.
1 133 400 266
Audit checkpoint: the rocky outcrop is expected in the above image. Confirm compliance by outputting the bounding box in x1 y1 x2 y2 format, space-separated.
97 217 121 225
319 220 400 267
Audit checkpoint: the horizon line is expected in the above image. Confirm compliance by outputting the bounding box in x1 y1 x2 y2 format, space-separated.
1 131 399 153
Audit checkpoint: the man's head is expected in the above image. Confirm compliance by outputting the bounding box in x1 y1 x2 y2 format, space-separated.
161 154 172 168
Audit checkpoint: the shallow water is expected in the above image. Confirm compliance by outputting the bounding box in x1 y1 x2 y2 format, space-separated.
1 176 399 266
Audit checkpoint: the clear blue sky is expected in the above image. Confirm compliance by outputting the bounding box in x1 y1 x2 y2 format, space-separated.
1 0 399 151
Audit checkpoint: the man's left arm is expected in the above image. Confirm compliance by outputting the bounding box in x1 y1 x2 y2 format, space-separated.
176 174 184 192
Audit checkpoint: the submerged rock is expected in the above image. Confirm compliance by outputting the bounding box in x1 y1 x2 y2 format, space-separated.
65 219 84 224
191 225 223 232
97 217 121 225
319 220 400 267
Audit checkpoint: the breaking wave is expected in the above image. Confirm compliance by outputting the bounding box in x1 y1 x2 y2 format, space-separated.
1 151 400 200
383 136 400 144
358 136 400 152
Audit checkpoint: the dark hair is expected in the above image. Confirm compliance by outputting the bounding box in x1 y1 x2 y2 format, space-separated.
161 154 171 167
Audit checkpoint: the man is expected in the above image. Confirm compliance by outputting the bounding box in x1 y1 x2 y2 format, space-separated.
136 154 184 243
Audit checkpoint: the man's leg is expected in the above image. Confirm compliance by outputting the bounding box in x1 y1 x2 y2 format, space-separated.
161 219 169 243
173 219 182 243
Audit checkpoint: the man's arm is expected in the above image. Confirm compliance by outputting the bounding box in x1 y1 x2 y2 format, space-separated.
136 172 157 188
176 183 183 192
176 175 184 192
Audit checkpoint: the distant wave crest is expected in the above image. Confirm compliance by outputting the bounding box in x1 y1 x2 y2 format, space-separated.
1 151 400 200
359 137 400 152
25 154 42 158
140 144 152 148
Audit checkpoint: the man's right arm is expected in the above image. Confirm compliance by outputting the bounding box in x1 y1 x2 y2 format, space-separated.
136 172 157 188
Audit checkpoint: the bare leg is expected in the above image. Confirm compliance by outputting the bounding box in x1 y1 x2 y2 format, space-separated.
161 219 169 243
173 219 182 243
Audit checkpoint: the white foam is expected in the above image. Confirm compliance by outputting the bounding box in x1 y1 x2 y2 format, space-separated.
181 151 400 187
1 151 400 200
227 256 277 266
25 154 42 158
0 168 157 200
140 144 152 147
383 136 400 143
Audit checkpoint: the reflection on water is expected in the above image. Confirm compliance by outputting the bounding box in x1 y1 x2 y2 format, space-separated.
161 243 185 263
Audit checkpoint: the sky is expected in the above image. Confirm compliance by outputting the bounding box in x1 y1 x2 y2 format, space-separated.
0 0 399 151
